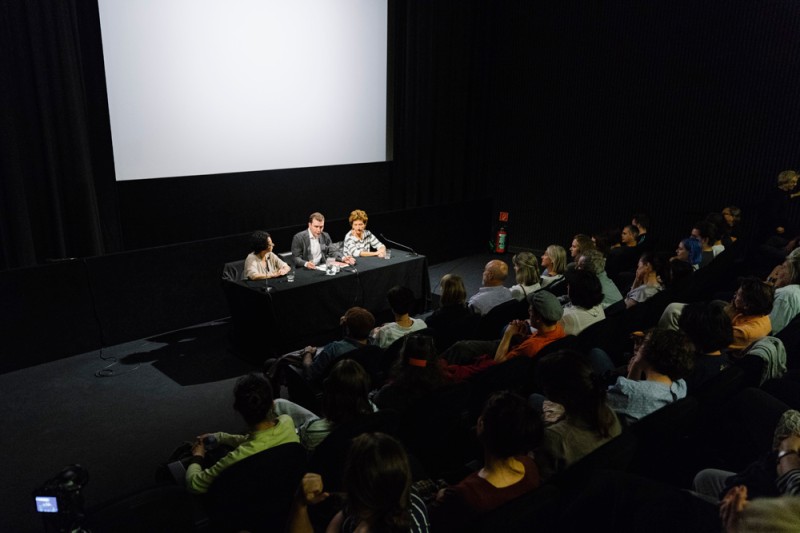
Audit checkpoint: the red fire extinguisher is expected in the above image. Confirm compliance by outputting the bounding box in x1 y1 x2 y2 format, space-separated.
494 226 507 253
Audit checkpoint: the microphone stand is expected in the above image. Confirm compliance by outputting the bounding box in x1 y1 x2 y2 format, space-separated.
380 234 418 256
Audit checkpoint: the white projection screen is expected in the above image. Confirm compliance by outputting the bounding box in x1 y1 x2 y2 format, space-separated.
97 0 389 181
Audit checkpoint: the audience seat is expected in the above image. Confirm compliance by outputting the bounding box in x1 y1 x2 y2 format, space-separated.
475 298 528 340
627 396 701 485
466 356 536 420
476 483 561 533
547 429 639 500
395 380 473 480
205 442 307 533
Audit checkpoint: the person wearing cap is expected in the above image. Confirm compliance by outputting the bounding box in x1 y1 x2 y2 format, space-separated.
493 290 566 363
443 291 567 380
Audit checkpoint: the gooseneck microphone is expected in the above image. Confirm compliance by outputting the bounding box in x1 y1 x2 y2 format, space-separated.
380 234 418 256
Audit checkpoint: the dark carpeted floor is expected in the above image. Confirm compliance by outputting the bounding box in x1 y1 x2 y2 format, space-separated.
1 253 513 532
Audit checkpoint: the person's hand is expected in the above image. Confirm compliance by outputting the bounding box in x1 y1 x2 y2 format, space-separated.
306 261 316 269
506 319 529 337
342 256 356 265
298 473 329 506
302 346 316 367
279 265 290 276
777 226 786 235
377 247 386 258
627 350 646 380
719 485 747 533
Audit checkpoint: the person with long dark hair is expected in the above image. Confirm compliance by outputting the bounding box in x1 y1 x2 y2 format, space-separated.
534 350 622 480
289 432 430 532
624 252 664 308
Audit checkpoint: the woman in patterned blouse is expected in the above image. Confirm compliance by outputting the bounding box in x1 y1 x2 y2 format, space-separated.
343 209 386 258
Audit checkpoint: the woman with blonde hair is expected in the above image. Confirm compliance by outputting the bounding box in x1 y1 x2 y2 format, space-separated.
510 251 541 301
343 209 386 258
541 245 567 288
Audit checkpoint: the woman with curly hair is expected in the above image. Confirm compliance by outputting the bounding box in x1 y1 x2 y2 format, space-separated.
725 276 774 350
343 209 386 258
604 328 696 426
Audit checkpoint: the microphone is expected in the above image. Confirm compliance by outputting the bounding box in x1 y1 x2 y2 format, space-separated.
380 234 418 256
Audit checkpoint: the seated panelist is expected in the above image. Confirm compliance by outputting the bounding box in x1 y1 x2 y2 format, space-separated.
244 230 290 280
343 209 386 258
291 212 354 270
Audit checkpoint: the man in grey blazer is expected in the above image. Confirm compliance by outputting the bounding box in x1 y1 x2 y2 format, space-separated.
291 212 353 269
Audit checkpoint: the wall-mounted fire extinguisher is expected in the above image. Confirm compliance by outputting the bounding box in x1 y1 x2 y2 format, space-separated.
494 226 507 253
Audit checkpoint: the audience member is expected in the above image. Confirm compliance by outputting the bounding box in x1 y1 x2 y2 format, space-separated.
664 257 694 287
721 205 742 246
509 251 541 301
244 230 291 280
534 350 622 480
561 270 605 335
275 359 375 452
672 237 702 270
761 170 799 247
592 328 695 426
540 245 567 289
692 220 720 268
624 252 664 308
767 256 800 335
372 286 427 348
373 335 452 414
577 248 623 309
185 373 299 494
726 277 774 350
705 212 728 256
678 301 733 391
428 392 542 530
569 234 595 264
302 307 376 382
606 226 640 278
633 213 654 252
425 274 473 351
443 291 566 380
289 432 429 532
467 260 513 316
694 408 800 504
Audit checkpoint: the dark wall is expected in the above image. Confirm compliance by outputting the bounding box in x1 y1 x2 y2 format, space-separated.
485 1 800 253
116 163 392 249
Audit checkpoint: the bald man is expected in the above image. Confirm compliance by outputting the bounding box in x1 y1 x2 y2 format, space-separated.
467 260 514 315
